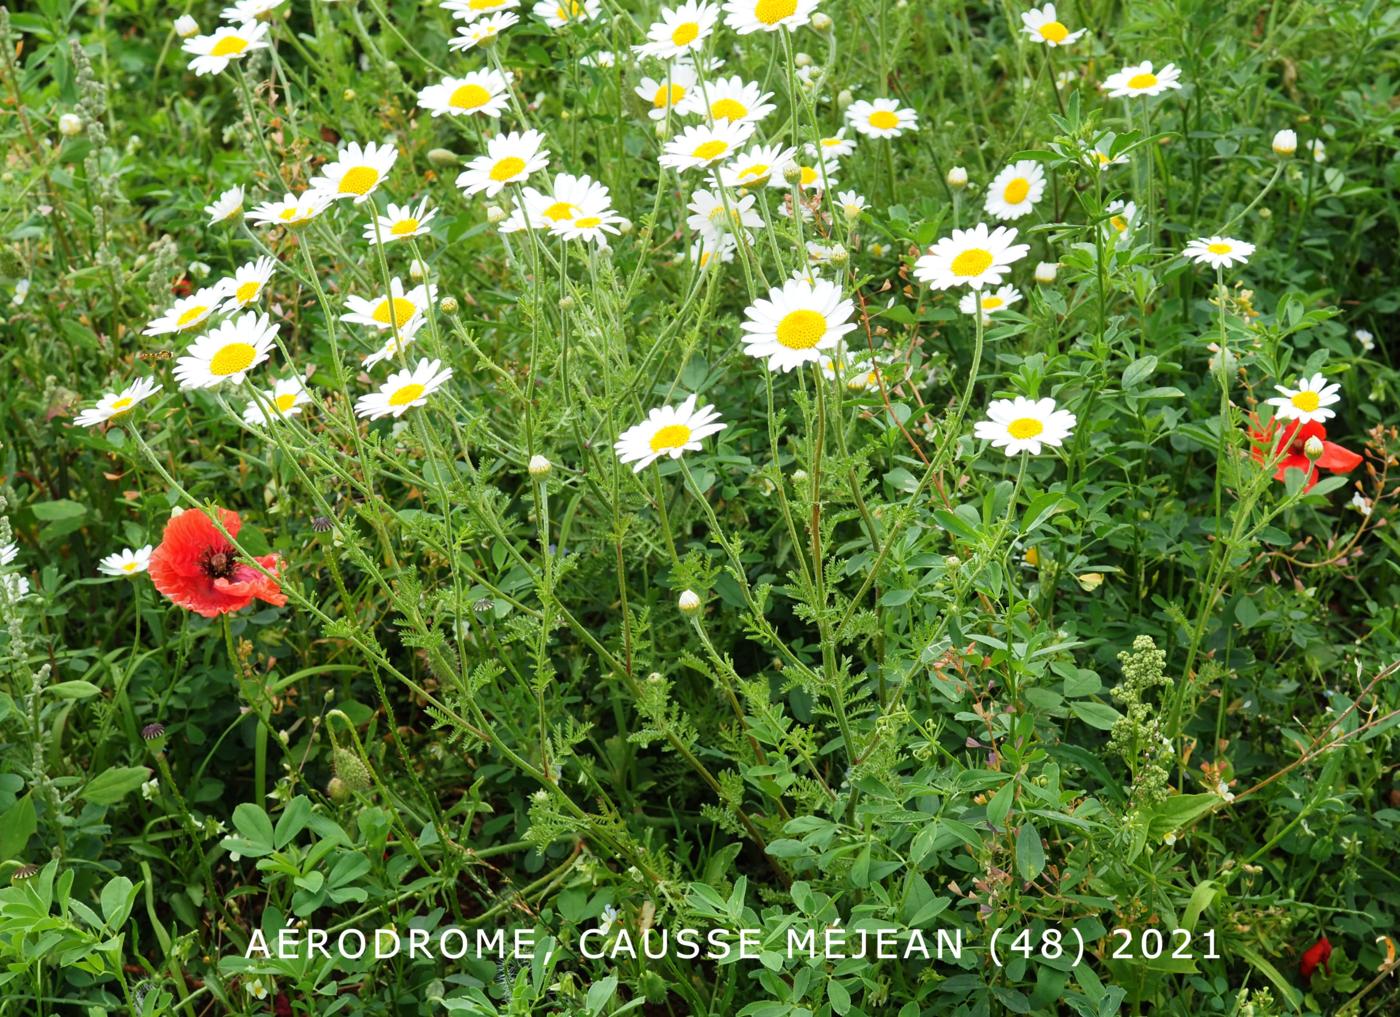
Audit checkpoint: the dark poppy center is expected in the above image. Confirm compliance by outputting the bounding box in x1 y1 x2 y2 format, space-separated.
200 546 237 580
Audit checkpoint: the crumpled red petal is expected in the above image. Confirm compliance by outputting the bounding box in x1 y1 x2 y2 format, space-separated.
148 508 284 618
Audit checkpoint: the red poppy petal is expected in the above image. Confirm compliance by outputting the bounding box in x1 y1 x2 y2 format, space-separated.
1316 441 1362 473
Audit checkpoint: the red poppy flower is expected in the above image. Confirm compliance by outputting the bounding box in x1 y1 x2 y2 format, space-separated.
1300 935 1332 980
1249 417 1361 492
148 507 286 618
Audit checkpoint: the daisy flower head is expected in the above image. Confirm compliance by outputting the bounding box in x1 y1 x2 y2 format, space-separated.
723 0 819 35
183 21 269 75
1102 61 1183 98
173 311 279 389
532 0 602 29
243 377 310 425
812 129 855 160
1084 138 1128 171
636 64 699 121
659 120 755 172
687 187 763 242
1182 235 1255 270
679 75 776 126
74 377 162 427
342 278 437 332
361 328 422 369
448 10 519 49
740 275 857 372
985 160 1046 221
501 173 610 233
549 182 622 245
364 199 438 244
1104 199 1136 241
205 185 245 225
1020 3 1084 46
689 232 738 268
835 190 867 221
914 223 1030 290
958 284 1022 322
219 256 277 312
613 394 726 471
418 70 512 118
718 142 796 189
310 140 397 204
580 49 617 67
246 191 330 229
457 130 550 197
144 285 228 337
846 98 918 139
441 0 519 21
1265 373 1341 425
220 0 285 21
636 0 719 59
354 359 453 420
98 546 154 577
974 396 1077 456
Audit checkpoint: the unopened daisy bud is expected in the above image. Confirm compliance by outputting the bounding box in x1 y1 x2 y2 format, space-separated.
1258 206 1271 219
1272 128 1297 157
528 454 551 478
558 294 575 311
828 244 849 266
1303 436 1324 462
408 257 428 282
836 89 853 110
1034 261 1058 284
655 119 669 139
946 166 968 190
174 14 199 37
485 205 507 224
811 11 832 31
427 147 458 167
616 217 633 236
331 747 371 791
945 555 960 569
678 589 701 614
794 51 812 68
58 113 83 137
439 295 458 315
783 162 804 184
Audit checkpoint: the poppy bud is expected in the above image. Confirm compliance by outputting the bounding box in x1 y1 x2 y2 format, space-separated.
331 747 371 791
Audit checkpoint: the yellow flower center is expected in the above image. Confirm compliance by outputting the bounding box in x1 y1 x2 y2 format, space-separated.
1003 177 1030 204
698 251 713 266
692 139 728 160
1110 215 1128 232
710 98 748 121
176 304 209 327
1206 242 1232 255
1291 391 1320 412
278 207 298 221
450 83 492 110
950 248 994 277
981 296 1004 310
337 165 380 196
121 561 138 572
109 397 134 413
649 423 692 452
754 0 796 25
775 309 827 349
652 83 686 107
1127 72 1158 90
737 162 769 182
210 35 249 57
671 21 699 45
235 281 261 304
373 297 418 325
1095 151 1110 166
390 218 420 236
1007 417 1044 439
868 109 900 130
469 0 502 8
490 156 527 181
543 201 578 221
209 342 257 376
799 165 818 186
275 392 299 412
1039 20 1069 43
574 216 602 228
388 383 426 407
821 137 842 148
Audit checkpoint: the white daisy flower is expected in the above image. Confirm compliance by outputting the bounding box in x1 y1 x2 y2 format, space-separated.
740 276 857 372
636 65 699 121
984 160 1046 221
441 0 518 21
549 183 623 245
1182 235 1255 269
1102 61 1183 98
456 129 550 197
361 329 422 369
341 278 436 332
659 120 755 171
913 223 1030 290
1104 199 1137 241
246 191 330 229
205 185 245 224
218 256 277 312
1084 138 1128 171
418 70 512 118
835 190 867 220
635 0 719 59
718 142 796 188
845 98 918 139
679 74 775 125
309 140 397 204
580 49 617 67
220 0 285 21
143 285 229 336
613 393 726 471
689 232 738 268
182 22 269 75
723 0 818 35
448 11 519 48
73 377 162 427
958 284 1022 322
974 396 1077 456
687 188 762 242
363 199 437 244
243 377 310 424
532 0 601 29
173 311 279 389
811 129 855 160
1020 3 1084 46
1264 373 1341 424
501 173 611 233
354 358 453 419
98 546 154 577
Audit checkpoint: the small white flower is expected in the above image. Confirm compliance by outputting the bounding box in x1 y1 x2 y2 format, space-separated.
958 284 1021 322
58 113 83 137
613 394 726 471
204 185 245 225
182 22 270 75
1307 138 1326 163
354 359 453 419
363 199 438 244
1353 328 1375 353
1272 128 1297 156
984 160 1046 221
946 165 968 189
141 778 160 801
973 396 1077 456
0 543 17 568
914 223 1030 291
1182 235 1255 270
456 130 550 197
74 377 162 427
243 378 310 425
1349 491 1373 517
1264 372 1341 424
1101 60 1183 98
1020 3 1084 46
308 139 398 204
98 546 154 577
659 121 755 172
740 276 857 372
845 98 918 139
